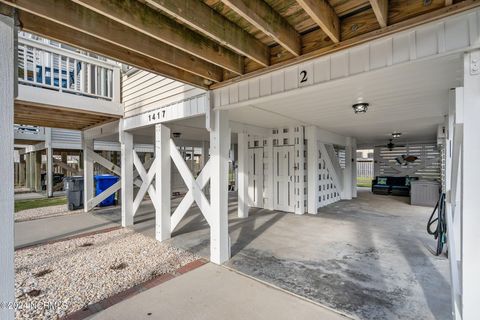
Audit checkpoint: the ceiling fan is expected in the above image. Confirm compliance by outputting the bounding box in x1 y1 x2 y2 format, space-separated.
375 139 405 151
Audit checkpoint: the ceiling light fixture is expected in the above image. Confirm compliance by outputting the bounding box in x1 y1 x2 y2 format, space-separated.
352 102 369 114
392 132 402 138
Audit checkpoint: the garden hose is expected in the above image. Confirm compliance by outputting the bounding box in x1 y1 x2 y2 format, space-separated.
427 193 447 256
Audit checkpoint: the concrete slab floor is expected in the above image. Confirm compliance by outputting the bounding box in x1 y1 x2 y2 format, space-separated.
20 190 449 319
132 189 451 320
90 263 350 320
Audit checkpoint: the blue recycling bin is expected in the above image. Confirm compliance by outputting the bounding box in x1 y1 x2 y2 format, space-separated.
94 175 119 207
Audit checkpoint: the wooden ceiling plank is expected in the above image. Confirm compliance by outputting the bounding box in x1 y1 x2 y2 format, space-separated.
296 0 340 43
70 0 243 74
2 0 225 81
213 0 480 89
369 0 388 28
221 0 302 56
17 11 210 88
144 0 270 66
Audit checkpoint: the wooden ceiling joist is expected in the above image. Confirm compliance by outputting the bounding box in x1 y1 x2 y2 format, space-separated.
213 0 480 89
2 0 479 91
221 0 301 56
4 0 223 83
369 0 388 28
70 0 244 74
18 11 210 89
143 0 270 67
296 0 340 43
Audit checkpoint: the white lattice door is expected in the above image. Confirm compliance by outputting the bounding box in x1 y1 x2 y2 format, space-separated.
274 146 295 212
248 147 263 208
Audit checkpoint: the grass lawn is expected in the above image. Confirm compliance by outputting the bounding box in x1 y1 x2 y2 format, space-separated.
15 197 67 213
357 177 373 188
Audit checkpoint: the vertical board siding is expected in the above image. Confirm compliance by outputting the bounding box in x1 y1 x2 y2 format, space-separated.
374 143 442 180
317 144 341 208
213 8 480 109
123 69 206 118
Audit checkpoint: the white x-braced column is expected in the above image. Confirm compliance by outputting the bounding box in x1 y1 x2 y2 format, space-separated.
155 124 171 241
83 147 122 211
169 139 212 230
82 132 95 213
120 128 133 227
237 131 249 218
209 110 231 264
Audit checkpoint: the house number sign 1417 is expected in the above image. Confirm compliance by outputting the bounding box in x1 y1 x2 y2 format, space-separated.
148 109 166 122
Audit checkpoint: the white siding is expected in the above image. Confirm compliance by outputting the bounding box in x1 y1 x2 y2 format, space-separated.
122 69 206 118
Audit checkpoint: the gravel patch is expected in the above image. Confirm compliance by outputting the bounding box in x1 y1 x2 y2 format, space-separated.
15 204 82 222
15 187 32 194
15 228 198 319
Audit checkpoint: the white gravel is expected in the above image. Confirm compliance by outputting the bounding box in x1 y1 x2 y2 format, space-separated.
15 228 198 319
15 204 82 222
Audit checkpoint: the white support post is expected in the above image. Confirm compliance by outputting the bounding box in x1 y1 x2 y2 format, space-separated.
306 126 319 214
120 125 134 227
342 137 353 200
295 126 305 215
45 128 53 198
461 50 480 320
25 153 30 189
112 67 121 103
209 110 230 264
351 138 358 198
237 132 249 218
34 151 42 192
265 137 274 211
155 124 171 241
82 132 94 213
0 13 15 320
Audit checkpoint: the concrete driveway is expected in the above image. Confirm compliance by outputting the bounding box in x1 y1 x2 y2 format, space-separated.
16 189 451 319
90 263 350 320
133 189 451 320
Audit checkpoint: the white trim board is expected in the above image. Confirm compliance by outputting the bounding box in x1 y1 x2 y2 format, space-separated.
16 84 123 116
122 93 209 131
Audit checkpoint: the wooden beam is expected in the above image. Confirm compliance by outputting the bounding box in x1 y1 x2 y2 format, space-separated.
17 11 210 88
446 0 453 5
70 0 243 74
221 0 301 56
144 0 269 67
3 0 224 82
370 0 388 28
296 0 340 43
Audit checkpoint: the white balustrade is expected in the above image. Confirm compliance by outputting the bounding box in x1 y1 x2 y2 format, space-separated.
17 35 120 102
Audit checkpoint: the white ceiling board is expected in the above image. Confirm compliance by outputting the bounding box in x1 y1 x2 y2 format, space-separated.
229 54 463 145
131 115 210 143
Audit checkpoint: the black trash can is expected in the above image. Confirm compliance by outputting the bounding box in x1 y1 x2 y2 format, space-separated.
64 176 84 211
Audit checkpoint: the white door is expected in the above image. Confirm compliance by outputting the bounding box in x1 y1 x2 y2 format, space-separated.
248 148 263 207
274 146 295 212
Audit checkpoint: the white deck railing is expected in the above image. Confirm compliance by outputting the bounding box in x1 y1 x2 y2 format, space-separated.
17 35 120 102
